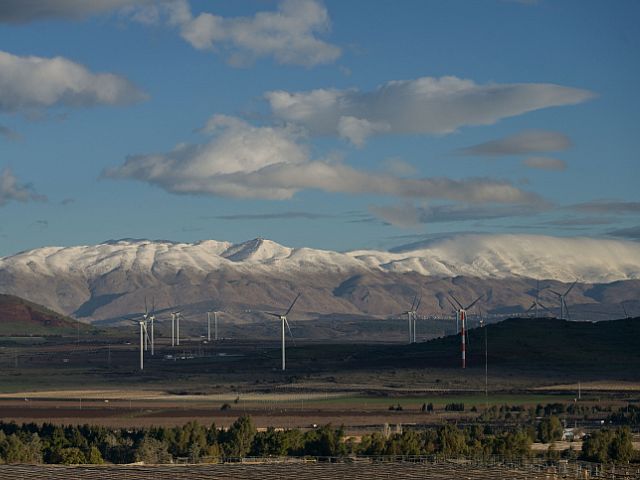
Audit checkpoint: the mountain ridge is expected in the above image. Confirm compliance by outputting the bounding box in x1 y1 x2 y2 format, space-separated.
0 234 638 324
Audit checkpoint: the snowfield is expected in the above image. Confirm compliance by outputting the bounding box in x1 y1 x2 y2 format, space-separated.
1 234 639 284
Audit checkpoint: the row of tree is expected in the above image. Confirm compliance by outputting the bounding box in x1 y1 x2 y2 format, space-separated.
0 417 635 465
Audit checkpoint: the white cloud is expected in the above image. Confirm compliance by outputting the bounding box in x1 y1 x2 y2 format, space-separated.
0 168 46 206
266 77 594 145
104 115 544 205
522 156 567 171
128 0 341 67
337 116 389 147
0 0 152 23
380 157 417 176
0 51 147 113
458 130 572 156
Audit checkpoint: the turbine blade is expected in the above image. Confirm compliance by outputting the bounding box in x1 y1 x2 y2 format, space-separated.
285 293 301 317
265 312 282 318
564 280 578 296
539 302 553 314
548 290 562 297
450 294 463 310
144 297 148 315
284 318 296 346
151 297 155 315
525 303 536 313
410 294 418 311
446 297 458 312
415 295 422 312
465 294 483 311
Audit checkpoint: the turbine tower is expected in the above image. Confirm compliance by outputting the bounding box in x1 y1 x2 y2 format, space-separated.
148 299 156 356
448 294 482 369
549 280 577 320
176 311 182 345
401 295 421 344
206 311 220 341
170 311 182 346
130 317 148 371
139 319 146 371
265 293 300 371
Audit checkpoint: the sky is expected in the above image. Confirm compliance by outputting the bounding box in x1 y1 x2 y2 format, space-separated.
0 0 638 256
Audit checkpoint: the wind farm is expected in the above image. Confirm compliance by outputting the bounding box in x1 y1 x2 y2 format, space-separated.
1 0 639 475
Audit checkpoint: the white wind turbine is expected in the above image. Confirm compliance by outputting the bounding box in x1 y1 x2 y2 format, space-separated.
264 293 300 371
207 310 220 341
401 295 421 344
129 316 148 371
146 298 156 356
549 280 577 320
170 310 182 346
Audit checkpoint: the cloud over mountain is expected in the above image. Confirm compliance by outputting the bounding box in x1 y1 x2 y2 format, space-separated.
458 130 572 156
105 115 543 204
522 156 567 171
266 77 594 145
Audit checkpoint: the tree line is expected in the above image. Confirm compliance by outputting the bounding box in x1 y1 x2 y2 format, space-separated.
0 417 635 465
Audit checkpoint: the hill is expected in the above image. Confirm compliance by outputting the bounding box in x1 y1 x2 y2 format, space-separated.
0 294 92 336
344 317 640 376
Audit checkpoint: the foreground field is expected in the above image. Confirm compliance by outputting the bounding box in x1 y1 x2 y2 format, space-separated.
0 390 581 430
0 317 637 433
1 458 638 480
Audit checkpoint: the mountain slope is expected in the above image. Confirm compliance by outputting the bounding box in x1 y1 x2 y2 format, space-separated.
0 234 639 323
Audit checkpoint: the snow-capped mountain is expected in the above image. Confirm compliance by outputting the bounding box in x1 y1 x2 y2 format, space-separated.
0 234 639 323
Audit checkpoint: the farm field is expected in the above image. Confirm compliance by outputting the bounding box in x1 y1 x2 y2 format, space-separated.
0 317 638 433
2 458 638 480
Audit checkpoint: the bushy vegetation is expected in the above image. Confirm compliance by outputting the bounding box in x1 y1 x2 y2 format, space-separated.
359 424 532 458
0 417 538 465
0 412 637 465
0 418 347 465
606 405 640 426
580 427 634 464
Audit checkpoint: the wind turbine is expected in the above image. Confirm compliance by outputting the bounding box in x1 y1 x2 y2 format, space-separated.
448 294 483 369
549 280 577 320
401 295 421 344
170 311 182 346
207 311 220 341
142 298 149 352
526 280 552 318
130 317 148 371
264 293 300 371
147 299 156 356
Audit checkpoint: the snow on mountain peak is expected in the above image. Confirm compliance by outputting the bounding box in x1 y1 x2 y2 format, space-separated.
0 234 639 283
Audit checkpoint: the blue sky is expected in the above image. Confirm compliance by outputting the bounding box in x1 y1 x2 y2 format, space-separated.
0 0 638 256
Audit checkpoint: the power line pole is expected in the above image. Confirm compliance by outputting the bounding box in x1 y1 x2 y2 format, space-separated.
481 317 488 410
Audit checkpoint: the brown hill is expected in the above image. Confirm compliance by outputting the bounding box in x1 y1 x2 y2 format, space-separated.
0 294 90 336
